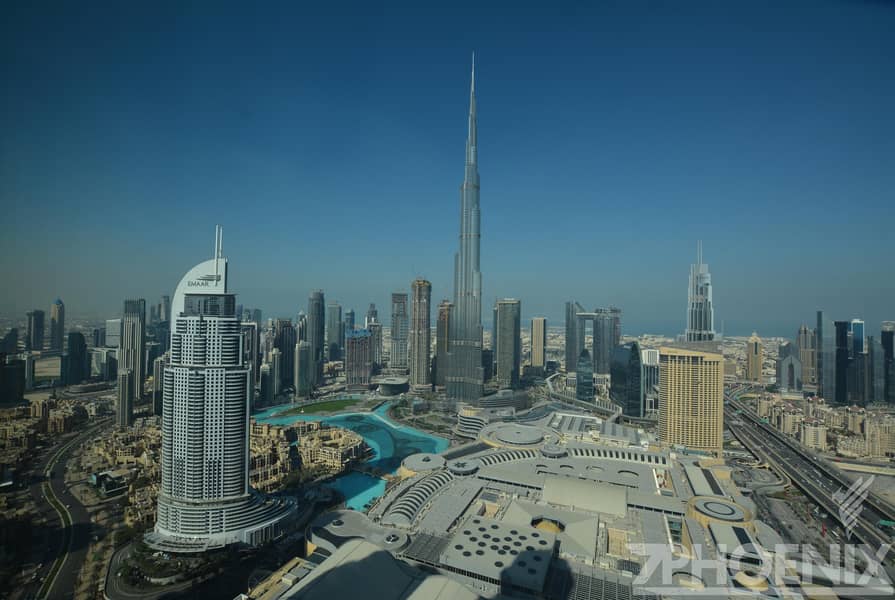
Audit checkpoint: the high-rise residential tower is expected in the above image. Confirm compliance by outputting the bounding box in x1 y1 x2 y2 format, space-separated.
435 300 453 387
446 57 484 404
365 303 378 328
120 299 146 401
62 331 88 385
576 349 594 402
274 320 296 389
659 347 724 454
409 280 432 387
117 369 134 427
345 329 373 390
530 317 546 370
883 321 894 405
294 341 312 399
390 292 409 369
564 301 584 371
495 299 521 390
26 310 44 352
307 290 325 385
148 227 294 552
326 302 343 362
685 242 715 342
796 324 817 385
746 332 763 382
49 298 65 352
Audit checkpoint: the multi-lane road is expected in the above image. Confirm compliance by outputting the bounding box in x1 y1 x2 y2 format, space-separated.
725 387 893 560
21 419 112 600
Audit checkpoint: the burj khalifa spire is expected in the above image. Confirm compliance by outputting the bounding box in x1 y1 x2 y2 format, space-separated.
446 55 484 404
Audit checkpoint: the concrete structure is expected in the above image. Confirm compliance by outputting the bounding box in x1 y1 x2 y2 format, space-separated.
147 227 294 552
26 309 44 352
659 346 724 454
800 419 827 451
434 300 452 388
530 316 546 369
120 299 146 401
307 290 325 386
685 241 715 342
446 58 484 405
564 304 621 375
409 279 432 387
495 299 521 390
49 298 65 352
117 368 133 427
746 332 762 382
390 292 409 369
345 329 373 391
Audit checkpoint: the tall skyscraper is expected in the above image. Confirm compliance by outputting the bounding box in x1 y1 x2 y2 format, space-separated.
344 309 355 336
148 227 294 552
435 300 453 387
152 354 166 416
564 301 583 371
307 290 325 385
26 310 45 351
274 320 296 389
746 332 763 382
62 331 88 385
659 346 724 454
446 57 484 405
49 299 65 352
105 318 121 349
390 292 409 369
365 304 378 328
882 321 894 405
796 324 817 385
345 329 373 390
92 327 105 348
834 321 850 405
565 304 621 375
117 368 134 427
495 299 521 390
1 328 18 354
850 319 865 356
369 322 383 367
294 341 312 399
530 317 547 369
326 302 343 362
269 348 282 399
241 321 259 384
576 349 594 402
610 341 644 417
120 299 146 401
685 242 715 342
160 294 171 323
409 279 432 387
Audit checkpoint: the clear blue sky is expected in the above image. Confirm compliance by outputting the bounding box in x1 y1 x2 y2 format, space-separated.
2 1 893 337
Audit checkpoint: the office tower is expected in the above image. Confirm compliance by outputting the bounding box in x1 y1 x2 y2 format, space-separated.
152 354 166 416
259 363 273 407
746 332 762 382
1 329 18 354
307 290 325 385
149 227 294 552
409 279 432 387
832 321 850 405
345 329 373 390
369 322 383 367
685 242 715 342
817 310 838 400
120 299 146 401
564 301 583 371
344 309 355 334
26 310 45 351
641 348 660 403
23 353 35 391
390 292 409 369
481 349 493 382
495 299 521 389
296 311 308 342
593 308 621 374
365 303 378 328
851 319 865 356
0 355 26 406
446 57 484 405
92 327 105 348
326 302 343 362
435 300 453 387
269 348 282 398
160 295 171 323
865 336 885 404
252 308 262 324
776 342 802 392
150 303 160 326
62 332 88 385
117 369 134 427
294 341 312 399
796 324 817 385
610 342 644 417
659 347 724 454
274 320 296 389
105 318 121 348
530 317 547 369
576 349 594 402
883 321 894 404
49 299 65 352
241 321 259 384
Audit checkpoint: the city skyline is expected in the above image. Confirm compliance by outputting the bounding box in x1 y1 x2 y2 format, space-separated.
2 2 894 335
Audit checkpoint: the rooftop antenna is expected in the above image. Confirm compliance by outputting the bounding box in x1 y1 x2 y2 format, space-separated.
214 225 223 278
697 240 703 265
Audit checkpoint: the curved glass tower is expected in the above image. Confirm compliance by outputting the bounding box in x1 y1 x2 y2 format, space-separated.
146 227 294 552
446 56 485 405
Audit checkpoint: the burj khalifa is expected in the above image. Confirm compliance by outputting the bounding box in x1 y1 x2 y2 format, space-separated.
446 56 485 404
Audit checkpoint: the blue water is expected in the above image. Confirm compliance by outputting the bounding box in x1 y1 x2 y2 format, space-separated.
254 402 448 510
